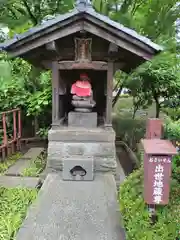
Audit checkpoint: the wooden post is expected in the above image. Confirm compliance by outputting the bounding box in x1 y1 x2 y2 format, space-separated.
52 61 60 123
105 61 114 127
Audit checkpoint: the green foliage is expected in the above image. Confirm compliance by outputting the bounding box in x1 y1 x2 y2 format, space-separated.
119 168 180 240
26 87 51 117
36 127 49 140
0 56 52 135
172 154 180 183
125 52 180 118
0 153 22 174
164 119 180 182
22 153 46 177
0 187 37 239
164 119 180 142
162 97 180 121
113 115 146 151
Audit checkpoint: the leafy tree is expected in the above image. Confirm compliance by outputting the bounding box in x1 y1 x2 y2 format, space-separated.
0 0 74 30
128 52 180 118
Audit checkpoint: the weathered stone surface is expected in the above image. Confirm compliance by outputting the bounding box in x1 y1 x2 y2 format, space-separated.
49 127 115 142
46 156 117 173
48 142 115 158
22 147 44 160
0 176 40 188
62 156 94 181
68 112 97 127
5 147 44 176
16 173 126 240
5 159 32 176
47 127 116 173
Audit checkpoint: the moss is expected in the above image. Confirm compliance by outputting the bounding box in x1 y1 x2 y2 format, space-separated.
22 153 46 177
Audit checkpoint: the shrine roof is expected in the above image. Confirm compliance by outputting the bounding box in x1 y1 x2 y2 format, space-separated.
0 4 162 53
0 1 163 72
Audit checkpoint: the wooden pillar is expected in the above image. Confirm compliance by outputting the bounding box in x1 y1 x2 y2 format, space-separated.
105 61 114 127
52 61 59 123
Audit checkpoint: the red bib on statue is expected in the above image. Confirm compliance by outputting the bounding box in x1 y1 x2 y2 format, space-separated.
71 80 91 97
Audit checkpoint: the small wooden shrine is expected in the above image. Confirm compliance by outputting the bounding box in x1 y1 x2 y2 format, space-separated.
1 0 162 174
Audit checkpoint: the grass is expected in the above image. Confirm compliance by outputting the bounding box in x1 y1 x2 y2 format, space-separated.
0 187 38 240
22 153 46 177
0 153 22 175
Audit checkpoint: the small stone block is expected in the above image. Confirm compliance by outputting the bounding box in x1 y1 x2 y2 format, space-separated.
68 112 97 127
62 156 94 181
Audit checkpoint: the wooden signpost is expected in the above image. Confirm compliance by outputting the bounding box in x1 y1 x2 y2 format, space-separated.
142 119 177 206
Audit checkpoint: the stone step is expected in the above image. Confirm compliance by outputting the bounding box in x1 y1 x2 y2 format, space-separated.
16 173 126 240
5 147 44 176
5 158 32 176
22 147 44 160
0 176 40 188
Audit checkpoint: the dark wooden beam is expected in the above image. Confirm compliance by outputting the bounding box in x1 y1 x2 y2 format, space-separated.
83 22 152 60
105 61 114 127
84 15 155 54
52 61 60 123
58 60 108 70
9 22 84 57
40 60 124 72
114 62 125 73
46 41 60 54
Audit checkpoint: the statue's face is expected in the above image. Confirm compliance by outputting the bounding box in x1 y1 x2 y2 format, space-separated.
81 76 88 81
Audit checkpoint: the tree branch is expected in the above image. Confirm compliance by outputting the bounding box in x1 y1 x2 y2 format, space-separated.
22 0 38 25
7 6 18 20
112 84 124 107
131 0 145 16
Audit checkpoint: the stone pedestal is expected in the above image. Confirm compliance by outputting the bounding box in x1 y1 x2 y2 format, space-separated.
46 127 116 174
68 112 97 127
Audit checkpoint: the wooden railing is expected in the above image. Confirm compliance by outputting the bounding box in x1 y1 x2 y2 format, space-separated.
0 109 21 160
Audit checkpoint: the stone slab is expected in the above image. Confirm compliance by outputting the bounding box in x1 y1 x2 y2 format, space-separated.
5 147 44 176
22 147 44 160
62 156 94 181
68 112 97 128
47 156 117 173
48 141 116 158
49 127 116 142
0 176 40 188
16 173 126 240
5 158 32 176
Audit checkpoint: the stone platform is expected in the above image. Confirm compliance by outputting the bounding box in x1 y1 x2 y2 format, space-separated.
46 127 116 173
68 112 97 128
16 173 126 240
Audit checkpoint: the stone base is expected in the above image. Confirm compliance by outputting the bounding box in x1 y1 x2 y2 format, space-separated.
16 173 126 240
46 127 116 174
68 112 97 127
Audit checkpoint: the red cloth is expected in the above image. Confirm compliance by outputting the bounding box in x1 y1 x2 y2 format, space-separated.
71 80 91 97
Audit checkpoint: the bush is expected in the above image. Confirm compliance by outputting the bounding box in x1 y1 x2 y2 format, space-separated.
113 116 146 151
164 119 180 182
119 168 180 240
164 119 180 142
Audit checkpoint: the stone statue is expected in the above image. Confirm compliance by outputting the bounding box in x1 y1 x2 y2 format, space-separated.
71 73 96 112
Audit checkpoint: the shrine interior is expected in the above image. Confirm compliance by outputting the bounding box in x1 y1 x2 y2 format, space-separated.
59 70 107 126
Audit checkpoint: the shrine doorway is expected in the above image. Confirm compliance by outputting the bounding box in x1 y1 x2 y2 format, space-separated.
59 70 107 126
